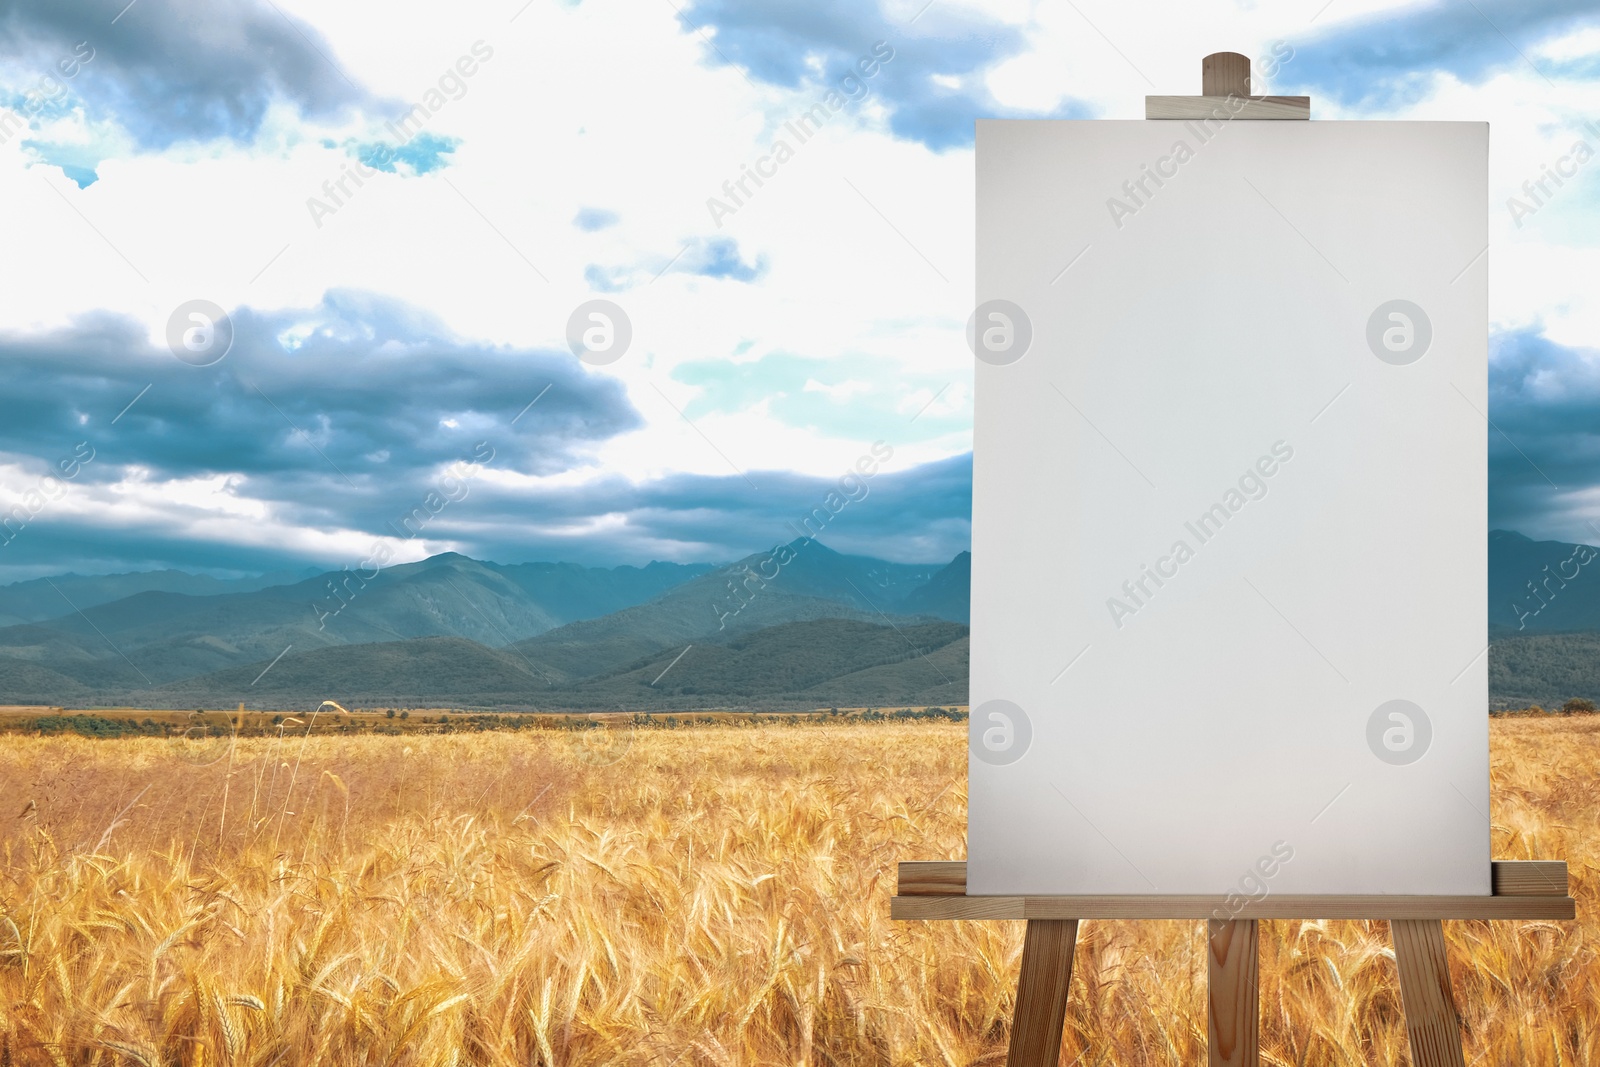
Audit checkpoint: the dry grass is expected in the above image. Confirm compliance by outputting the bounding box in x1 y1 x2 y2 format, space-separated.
0 716 1593 1066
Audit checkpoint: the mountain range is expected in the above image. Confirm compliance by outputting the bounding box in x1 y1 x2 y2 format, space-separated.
2 530 1598 710
0 539 968 710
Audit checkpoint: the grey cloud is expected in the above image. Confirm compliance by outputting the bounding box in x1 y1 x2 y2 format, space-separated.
677 0 1087 151
0 290 974 576
0 289 640 517
1488 327 1600 541
0 0 375 148
1284 0 1600 109
2 400 972 579
393 451 974 567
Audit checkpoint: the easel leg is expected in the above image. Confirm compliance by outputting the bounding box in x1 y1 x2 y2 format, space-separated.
1206 919 1259 1066
1391 919 1467 1067
1006 919 1078 1067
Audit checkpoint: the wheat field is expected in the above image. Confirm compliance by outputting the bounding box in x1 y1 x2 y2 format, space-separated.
0 715 1593 1066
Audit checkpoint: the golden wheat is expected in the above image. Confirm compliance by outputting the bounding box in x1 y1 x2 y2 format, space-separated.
0 717 1594 1066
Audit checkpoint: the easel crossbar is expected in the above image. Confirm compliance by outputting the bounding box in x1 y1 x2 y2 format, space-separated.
891 860 1574 920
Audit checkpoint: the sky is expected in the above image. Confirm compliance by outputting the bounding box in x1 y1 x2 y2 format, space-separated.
0 0 1597 580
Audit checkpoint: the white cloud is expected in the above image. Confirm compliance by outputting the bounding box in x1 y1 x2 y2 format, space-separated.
1535 24 1600 63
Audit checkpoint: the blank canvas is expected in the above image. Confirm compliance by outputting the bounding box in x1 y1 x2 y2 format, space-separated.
967 118 1489 896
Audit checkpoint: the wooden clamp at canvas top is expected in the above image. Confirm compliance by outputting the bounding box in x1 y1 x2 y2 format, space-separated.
1146 50 1310 119
901 50 1576 1067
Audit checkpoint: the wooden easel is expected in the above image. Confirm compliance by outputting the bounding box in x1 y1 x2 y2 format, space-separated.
908 54 1580 1066
892 859 1574 1066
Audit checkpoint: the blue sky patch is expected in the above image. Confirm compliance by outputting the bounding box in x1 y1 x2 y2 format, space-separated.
349 131 459 175
574 206 620 230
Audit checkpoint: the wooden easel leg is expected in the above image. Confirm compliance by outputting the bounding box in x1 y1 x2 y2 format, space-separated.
1391 919 1467 1067
1006 919 1078 1067
1206 919 1259 1066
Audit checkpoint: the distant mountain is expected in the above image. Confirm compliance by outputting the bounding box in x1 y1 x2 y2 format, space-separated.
896 550 970 623
0 657 90 706
30 530 1600 712
0 541 968 707
1489 530 1600 632
0 554 713 692
139 618 969 711
0 568 315 627
565 618 967 706
486 558 716 620
1490 631 1600 708
508 539 945 684
148 636 549 708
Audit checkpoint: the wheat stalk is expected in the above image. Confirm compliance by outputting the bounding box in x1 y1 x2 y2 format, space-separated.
0 720 1592 1065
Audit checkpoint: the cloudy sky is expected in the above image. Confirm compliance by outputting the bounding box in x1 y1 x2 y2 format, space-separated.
0 0 1596 580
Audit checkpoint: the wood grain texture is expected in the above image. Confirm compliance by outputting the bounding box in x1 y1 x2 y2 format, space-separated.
1202 52 1252 97
894 861 1573 919
1207 920 1259 1066
1144 96 1310 120
891 893 1574 920
1491 860 1568 896
1392 919 1468 1067
897 860 967 896
1007 920 1078 1067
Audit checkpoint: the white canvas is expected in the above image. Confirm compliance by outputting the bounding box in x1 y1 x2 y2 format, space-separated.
967 118 1489 896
